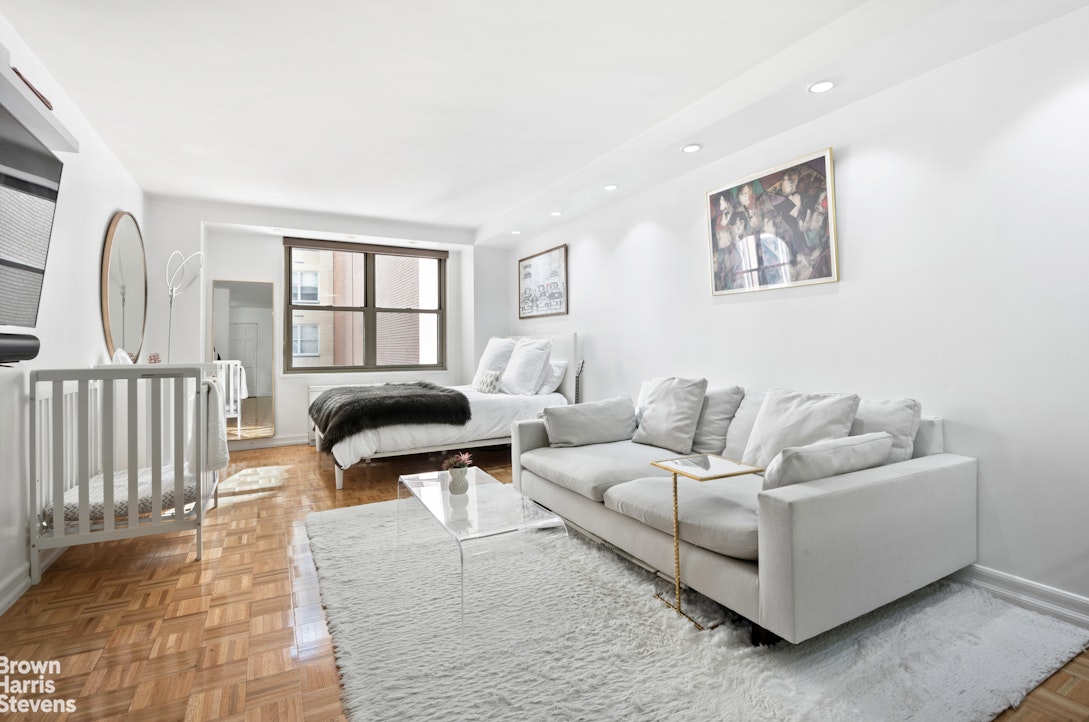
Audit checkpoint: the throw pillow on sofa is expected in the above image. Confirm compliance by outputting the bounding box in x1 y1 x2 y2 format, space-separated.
500 337 553 395
742 388 861 469
850 397 922 464
632 376 708 454
690 386 746 455
762 432 894 490
472 337 516 390
543 396 637 447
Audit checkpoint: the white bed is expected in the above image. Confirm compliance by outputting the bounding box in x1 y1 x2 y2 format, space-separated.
309 333 578 489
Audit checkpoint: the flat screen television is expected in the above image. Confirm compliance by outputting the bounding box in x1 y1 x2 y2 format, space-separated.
0 100 62 328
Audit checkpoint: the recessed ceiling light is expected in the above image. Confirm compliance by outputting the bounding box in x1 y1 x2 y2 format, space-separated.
807 80 835 94
603 184 619 191
511 230 521 235
550 211 563 217
681 144 702 153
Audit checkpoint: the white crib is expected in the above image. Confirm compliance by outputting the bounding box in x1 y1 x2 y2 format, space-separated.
28 366 222 584
214 360 247 434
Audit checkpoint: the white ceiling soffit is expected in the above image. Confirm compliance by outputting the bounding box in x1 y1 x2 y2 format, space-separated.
0 0 1082 247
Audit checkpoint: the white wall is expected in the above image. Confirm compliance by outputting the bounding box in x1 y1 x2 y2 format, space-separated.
0 18 143 610
511 10 1089 599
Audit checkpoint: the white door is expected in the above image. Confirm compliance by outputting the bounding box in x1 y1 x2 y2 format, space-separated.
229 323 258 394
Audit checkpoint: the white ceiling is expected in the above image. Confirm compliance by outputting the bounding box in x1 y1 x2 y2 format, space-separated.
0 0 1082 246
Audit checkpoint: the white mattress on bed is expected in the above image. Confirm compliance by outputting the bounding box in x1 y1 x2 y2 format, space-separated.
331 385 566 469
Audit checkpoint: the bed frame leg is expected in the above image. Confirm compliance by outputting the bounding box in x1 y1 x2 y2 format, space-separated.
195 524 203 561
335 465 344 490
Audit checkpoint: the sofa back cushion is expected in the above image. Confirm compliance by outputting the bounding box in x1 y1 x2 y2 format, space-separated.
631 377 708 454
850 398 922 464
723 389 766 461
763 432 893 490
690 386 746 455
741 388 861 469
912 417 944 458
543 396 637 447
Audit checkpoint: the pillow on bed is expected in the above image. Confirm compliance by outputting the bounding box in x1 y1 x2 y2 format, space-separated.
472 337 516 391
476 370 502 394
536 361 568 395
500 337 553 395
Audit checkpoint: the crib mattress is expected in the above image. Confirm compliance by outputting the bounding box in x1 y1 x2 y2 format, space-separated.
44 465 200 524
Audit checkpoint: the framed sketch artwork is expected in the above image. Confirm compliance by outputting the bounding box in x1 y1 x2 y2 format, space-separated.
707 148 838 295
518 244 568 319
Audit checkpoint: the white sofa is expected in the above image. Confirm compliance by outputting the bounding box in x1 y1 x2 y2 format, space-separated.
512 382 978 644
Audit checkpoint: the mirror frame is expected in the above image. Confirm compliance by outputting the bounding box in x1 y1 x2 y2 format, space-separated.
100 211 148 359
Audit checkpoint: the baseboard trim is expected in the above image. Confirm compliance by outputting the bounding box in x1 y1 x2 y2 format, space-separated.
0 549 64 615
954 564 1089 630
227 434 308 451
0 563 29 615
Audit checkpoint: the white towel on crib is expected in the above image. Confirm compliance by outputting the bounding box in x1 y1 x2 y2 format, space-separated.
237 365 249 400
204 379 230 470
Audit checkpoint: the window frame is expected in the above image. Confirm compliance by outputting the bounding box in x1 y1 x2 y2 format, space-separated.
282 237 448 374
291 270 320 304
291 323 321 357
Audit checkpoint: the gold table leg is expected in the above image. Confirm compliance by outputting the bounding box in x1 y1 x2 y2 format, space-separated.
654 471 705 631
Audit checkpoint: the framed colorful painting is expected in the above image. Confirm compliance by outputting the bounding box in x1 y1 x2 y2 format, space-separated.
707 148 838 295
518 244 568 319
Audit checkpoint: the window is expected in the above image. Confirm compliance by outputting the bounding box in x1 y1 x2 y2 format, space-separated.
292 324 320 356
283 238 447 373
291 271 319 304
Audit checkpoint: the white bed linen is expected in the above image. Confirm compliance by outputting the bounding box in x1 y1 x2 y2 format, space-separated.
331 385 566 469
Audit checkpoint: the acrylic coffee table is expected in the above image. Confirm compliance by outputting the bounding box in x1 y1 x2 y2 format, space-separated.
397 467 566 625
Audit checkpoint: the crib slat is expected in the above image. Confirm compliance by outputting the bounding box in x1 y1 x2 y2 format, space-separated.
150 377 162 524
127 378 139 528
51 380 64 538
102 379 115 533
174 377 185 521
77 380 90 535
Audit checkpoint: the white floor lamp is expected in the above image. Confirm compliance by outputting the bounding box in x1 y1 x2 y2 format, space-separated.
165 250 204 362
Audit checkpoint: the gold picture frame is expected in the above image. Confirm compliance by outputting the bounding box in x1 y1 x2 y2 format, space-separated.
707 148 838 295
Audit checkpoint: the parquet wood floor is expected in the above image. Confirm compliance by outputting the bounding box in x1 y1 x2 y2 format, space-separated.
1 443 1084 721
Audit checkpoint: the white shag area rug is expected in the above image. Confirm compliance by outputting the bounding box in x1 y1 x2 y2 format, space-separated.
306 500 1088 722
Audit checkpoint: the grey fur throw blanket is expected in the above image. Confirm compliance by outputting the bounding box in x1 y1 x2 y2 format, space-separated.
309 382 471 451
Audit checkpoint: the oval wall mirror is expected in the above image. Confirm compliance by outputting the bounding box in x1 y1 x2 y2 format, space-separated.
100 211 148 359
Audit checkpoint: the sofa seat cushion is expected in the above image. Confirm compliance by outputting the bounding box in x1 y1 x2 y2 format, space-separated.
603 475 763 560
520 441 674 502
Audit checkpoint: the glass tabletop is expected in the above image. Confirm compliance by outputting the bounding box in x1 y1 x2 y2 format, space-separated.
399 467 564 542
650 453 763 481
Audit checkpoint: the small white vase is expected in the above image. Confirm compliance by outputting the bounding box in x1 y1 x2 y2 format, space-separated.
448 466 469 495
